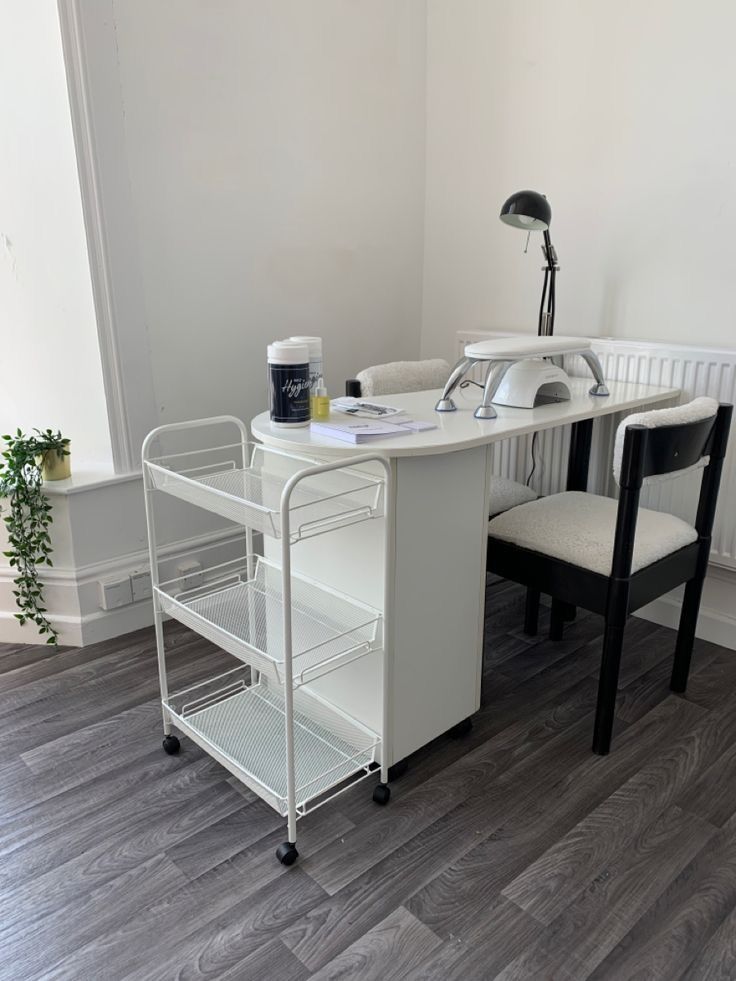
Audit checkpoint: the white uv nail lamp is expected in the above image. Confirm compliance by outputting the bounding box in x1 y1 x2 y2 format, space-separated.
435 335 609 420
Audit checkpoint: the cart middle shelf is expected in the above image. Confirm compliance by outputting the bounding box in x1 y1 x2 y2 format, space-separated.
156 555 383 687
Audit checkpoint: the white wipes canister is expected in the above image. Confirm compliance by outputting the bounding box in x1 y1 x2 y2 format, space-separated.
288 336 323 401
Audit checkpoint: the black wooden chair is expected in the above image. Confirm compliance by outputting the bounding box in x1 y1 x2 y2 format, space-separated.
486 399 732 755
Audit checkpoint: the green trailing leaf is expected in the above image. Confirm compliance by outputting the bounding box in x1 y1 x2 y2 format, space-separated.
0 428 67 646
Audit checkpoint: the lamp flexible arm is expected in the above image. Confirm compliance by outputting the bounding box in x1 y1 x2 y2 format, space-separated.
539 230 559 336
538 268 549 336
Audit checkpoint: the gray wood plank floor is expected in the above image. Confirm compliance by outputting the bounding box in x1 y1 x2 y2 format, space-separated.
2 579 736 980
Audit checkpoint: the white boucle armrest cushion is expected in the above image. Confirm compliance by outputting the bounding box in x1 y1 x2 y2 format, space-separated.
356 359 450 397
613 396 718 486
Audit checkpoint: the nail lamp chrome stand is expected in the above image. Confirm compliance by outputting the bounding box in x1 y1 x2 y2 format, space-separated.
435 336 609 420
435 189 609 420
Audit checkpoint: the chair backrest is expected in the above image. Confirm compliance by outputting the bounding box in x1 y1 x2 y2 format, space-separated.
355 359 450 397
613 397 719 485
611 401 732 579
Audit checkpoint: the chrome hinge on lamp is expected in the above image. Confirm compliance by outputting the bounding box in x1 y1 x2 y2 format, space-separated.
436 190 609 419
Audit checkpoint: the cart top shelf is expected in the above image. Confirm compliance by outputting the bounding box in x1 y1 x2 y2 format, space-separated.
144 440 384 543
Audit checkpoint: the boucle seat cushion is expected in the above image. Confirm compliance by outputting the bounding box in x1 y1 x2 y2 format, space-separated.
489 476 537 516
487 491 697 576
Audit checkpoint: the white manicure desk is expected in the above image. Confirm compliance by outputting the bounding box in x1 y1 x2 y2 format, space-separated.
251 377 678 767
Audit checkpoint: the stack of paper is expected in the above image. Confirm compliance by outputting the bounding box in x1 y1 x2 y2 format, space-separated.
310 417 437 443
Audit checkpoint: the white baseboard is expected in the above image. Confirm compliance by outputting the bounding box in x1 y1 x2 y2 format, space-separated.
635 585 736 652
0 527 246 647
634 564 736 651
0 602 155 647
536 566 735 652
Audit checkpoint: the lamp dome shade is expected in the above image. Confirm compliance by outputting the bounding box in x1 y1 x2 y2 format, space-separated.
499 190 551 231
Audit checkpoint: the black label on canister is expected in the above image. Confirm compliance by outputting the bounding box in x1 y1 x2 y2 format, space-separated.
269 362 311 424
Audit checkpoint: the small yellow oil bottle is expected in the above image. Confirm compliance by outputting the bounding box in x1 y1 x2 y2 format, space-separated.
312 377 330 420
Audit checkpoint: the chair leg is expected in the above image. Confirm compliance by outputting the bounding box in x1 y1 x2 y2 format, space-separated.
550 599 565 641
670 576 706 694
524 588 540 636
592 610 628 756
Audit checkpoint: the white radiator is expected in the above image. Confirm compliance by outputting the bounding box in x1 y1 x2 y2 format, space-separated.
456 332 736 571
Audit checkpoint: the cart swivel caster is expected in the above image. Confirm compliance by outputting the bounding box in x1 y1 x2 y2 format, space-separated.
373 783 391 805
276 842 299 866
448 717 473 739
162 735 180 755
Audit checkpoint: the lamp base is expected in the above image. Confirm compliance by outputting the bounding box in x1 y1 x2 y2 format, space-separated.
491 359 571 409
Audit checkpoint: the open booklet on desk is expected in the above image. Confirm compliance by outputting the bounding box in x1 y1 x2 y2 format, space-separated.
330 397 405 418
310 416 437 443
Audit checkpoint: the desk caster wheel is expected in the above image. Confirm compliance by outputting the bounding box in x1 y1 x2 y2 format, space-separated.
162 735 180 755
373 783 390 805
276 842 299 866
449 717 473 739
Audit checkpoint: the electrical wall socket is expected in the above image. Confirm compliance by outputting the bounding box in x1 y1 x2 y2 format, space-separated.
99 577 133 610
130 570 153 602
176 559 203 588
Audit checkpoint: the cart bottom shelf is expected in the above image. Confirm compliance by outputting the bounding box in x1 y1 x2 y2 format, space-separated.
166 677 379 816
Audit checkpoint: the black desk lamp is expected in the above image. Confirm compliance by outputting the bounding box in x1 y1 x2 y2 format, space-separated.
500 190 558 336
434 188 608 414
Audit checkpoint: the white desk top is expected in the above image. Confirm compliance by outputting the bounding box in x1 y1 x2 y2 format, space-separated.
250 377 679 458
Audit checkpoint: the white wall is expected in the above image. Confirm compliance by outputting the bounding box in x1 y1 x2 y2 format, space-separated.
421 0 736 364
10 1 736 648
0 0 428 645
0 1 111 465
90 0 427 431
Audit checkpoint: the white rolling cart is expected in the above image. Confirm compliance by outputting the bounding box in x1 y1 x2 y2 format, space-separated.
142 416 393 866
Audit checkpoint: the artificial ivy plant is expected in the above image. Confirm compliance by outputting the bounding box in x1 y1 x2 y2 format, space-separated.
0 429 70 644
